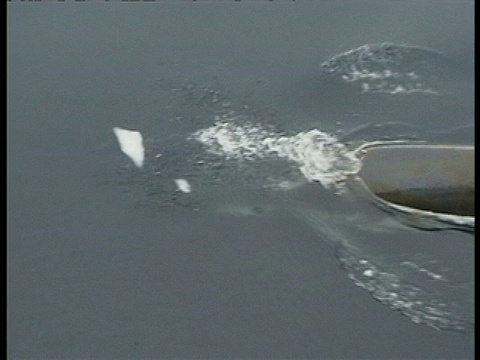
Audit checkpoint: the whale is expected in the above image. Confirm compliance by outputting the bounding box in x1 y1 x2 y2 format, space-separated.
356 144 474 217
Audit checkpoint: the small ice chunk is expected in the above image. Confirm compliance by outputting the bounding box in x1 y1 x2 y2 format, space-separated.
175 179 191 193
113 127 144 168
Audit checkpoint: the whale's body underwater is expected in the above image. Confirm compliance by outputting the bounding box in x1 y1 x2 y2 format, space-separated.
112 126 474 332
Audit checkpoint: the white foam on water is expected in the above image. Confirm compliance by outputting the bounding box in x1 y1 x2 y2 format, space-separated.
400 261 446 282
191 116 362 190
339 248 469 331
175 178 192 193
321 43 440 95
113 127 145 168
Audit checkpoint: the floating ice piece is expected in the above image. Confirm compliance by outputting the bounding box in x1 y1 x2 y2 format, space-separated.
175 179 191 193
113 127 145 168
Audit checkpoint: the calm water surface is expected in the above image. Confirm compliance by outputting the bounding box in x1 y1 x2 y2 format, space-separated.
7 2 474 359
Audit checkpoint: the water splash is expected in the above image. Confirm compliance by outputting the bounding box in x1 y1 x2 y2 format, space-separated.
321 43 452 95
191 114 361 191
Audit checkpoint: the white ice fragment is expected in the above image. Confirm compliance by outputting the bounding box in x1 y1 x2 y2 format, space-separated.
113 127 144 168
175 179 191 193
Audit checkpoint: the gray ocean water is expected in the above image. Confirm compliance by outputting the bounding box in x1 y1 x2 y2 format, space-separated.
7 2 474 359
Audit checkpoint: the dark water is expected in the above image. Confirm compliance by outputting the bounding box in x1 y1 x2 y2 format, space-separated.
7 2 474 359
